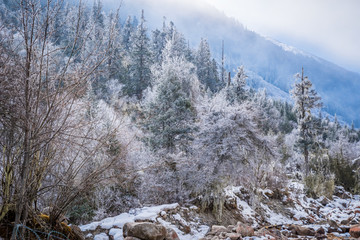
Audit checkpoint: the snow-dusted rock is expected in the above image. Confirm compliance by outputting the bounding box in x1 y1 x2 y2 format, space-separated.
235 222 254 237
123 222 167 240
225 232 242 240
350 224 360 238
288 224 315 236
166 227 180 240
210 225 229 235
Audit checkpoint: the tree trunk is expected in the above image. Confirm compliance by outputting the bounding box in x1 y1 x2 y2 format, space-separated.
304 144 309 176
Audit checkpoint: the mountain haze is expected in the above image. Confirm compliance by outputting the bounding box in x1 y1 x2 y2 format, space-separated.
108 0 360 126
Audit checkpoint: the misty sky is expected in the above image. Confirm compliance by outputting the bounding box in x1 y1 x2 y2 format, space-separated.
100 0 360 73
205 0 360 73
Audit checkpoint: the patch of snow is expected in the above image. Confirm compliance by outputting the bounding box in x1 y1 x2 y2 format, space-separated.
225 186 257 226
158 217 209 240
260 203 295 225
80 221 100 231
259 189 273 199
80 203 179 231
173 213 188 226
288 181 305 193
94 233 109 240
109 228 122 240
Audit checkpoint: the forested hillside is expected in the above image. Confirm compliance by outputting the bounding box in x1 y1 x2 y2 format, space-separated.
115 0 360 127
0 0 359 239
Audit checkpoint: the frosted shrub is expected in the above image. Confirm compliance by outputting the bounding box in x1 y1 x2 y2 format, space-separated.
305 152 335 198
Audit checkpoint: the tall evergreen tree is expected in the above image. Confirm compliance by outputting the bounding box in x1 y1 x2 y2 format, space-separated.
291 68 322 175
121 16 135 52
126 10 151 99
196 38 218 92
92 0 105 40
143 42 198 153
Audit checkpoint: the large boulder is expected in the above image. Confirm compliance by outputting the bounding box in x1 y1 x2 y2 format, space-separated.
225 232 242 240
349 224 360 238
166 227 180 240
71 225 85 240
288 225 315 236
123 222 167 240
315 227 326 240
235 222 254 237
210 225 229 235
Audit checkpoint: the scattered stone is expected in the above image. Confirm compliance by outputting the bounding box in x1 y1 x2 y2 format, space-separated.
267 228 288 240
316 227 325 235
180 224 191 234
340 225 350 233
326 233 343 240
328 219 340 229
227 225 235 232
210 225 230 235
123 222 167 240
235 222 254 236
320 197 329 206
255 227 271 237
315 227 326 240
288 224 315 236
349 224 360 238
334 186 351 199
340 217 351 225
225 232 242 240
327 227 340 233
166 227 180 240
124 237 142 240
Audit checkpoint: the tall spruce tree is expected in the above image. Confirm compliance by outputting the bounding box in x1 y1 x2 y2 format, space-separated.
196 38 218 92
291 68 322 175
143 40 198 153
126 10 151 100
121 16 134 52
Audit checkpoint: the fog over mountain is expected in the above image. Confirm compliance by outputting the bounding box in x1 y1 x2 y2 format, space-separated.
100 0 360 126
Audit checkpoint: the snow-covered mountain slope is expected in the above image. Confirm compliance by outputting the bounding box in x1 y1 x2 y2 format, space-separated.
113 0 360 127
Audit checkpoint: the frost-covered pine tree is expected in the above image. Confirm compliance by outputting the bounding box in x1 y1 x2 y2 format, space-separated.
233 65 247 89
291 68 322 175
196 38 218 92
225 65 248 103
127 10 152 100
92 0 105 41
143 40 199 153
122 16 135 52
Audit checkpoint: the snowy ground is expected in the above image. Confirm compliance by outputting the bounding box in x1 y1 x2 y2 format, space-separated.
80 182 360 239
79 203 209 240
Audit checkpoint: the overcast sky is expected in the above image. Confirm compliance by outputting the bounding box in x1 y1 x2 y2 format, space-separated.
204 0 360 73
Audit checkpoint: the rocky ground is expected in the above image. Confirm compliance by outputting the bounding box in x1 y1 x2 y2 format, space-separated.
80 182 360 239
